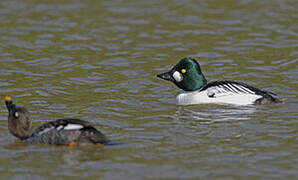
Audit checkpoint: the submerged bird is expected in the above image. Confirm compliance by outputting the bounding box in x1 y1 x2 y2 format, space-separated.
157 57 282 105
4 96 110 146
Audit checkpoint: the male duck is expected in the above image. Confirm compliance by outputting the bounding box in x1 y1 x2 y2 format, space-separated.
5 96 110 146
157 58 282 105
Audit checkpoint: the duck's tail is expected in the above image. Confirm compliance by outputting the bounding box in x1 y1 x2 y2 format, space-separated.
255 96 286 105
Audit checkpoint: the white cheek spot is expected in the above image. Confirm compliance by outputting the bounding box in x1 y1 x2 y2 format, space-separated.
63 124 84 130
173 71 183 82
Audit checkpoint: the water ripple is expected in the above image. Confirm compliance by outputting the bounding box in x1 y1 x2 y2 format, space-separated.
0 0 297 179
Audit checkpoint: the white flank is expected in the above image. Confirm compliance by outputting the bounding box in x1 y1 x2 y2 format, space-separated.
176 90 262 105
173 71 183 82
63 124 84 130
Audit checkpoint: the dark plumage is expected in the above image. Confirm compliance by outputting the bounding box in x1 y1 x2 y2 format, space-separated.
5 96 110 146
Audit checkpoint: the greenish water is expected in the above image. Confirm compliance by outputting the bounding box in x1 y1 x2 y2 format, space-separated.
0 0 297 179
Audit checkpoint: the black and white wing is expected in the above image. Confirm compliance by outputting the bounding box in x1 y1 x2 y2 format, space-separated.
200 81 277 100
33 119 90 135
30 119 108 145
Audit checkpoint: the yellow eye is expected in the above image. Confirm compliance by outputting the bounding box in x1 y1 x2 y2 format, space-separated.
181 69 186 73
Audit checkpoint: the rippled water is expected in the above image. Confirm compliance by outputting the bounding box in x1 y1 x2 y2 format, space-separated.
0 0 297 179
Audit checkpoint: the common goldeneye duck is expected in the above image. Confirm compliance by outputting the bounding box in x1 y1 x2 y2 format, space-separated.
4 96 110 146
157 57 282 105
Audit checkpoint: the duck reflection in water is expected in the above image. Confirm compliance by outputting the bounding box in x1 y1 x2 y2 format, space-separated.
175 105 259 123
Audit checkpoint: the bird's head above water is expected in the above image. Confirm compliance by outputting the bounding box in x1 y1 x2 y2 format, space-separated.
5 96 32 140
157 57 207 91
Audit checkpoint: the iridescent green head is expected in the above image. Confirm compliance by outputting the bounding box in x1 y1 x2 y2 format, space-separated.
157 58 207 91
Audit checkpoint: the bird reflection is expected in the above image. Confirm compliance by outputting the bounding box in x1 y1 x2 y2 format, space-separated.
175 105 259 124
61 144 106 166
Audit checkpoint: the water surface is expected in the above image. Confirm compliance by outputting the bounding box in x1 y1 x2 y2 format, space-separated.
0 0 297 179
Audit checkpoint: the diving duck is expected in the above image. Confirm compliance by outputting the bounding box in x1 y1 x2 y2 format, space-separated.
5 96 110 146
157 58 282 105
